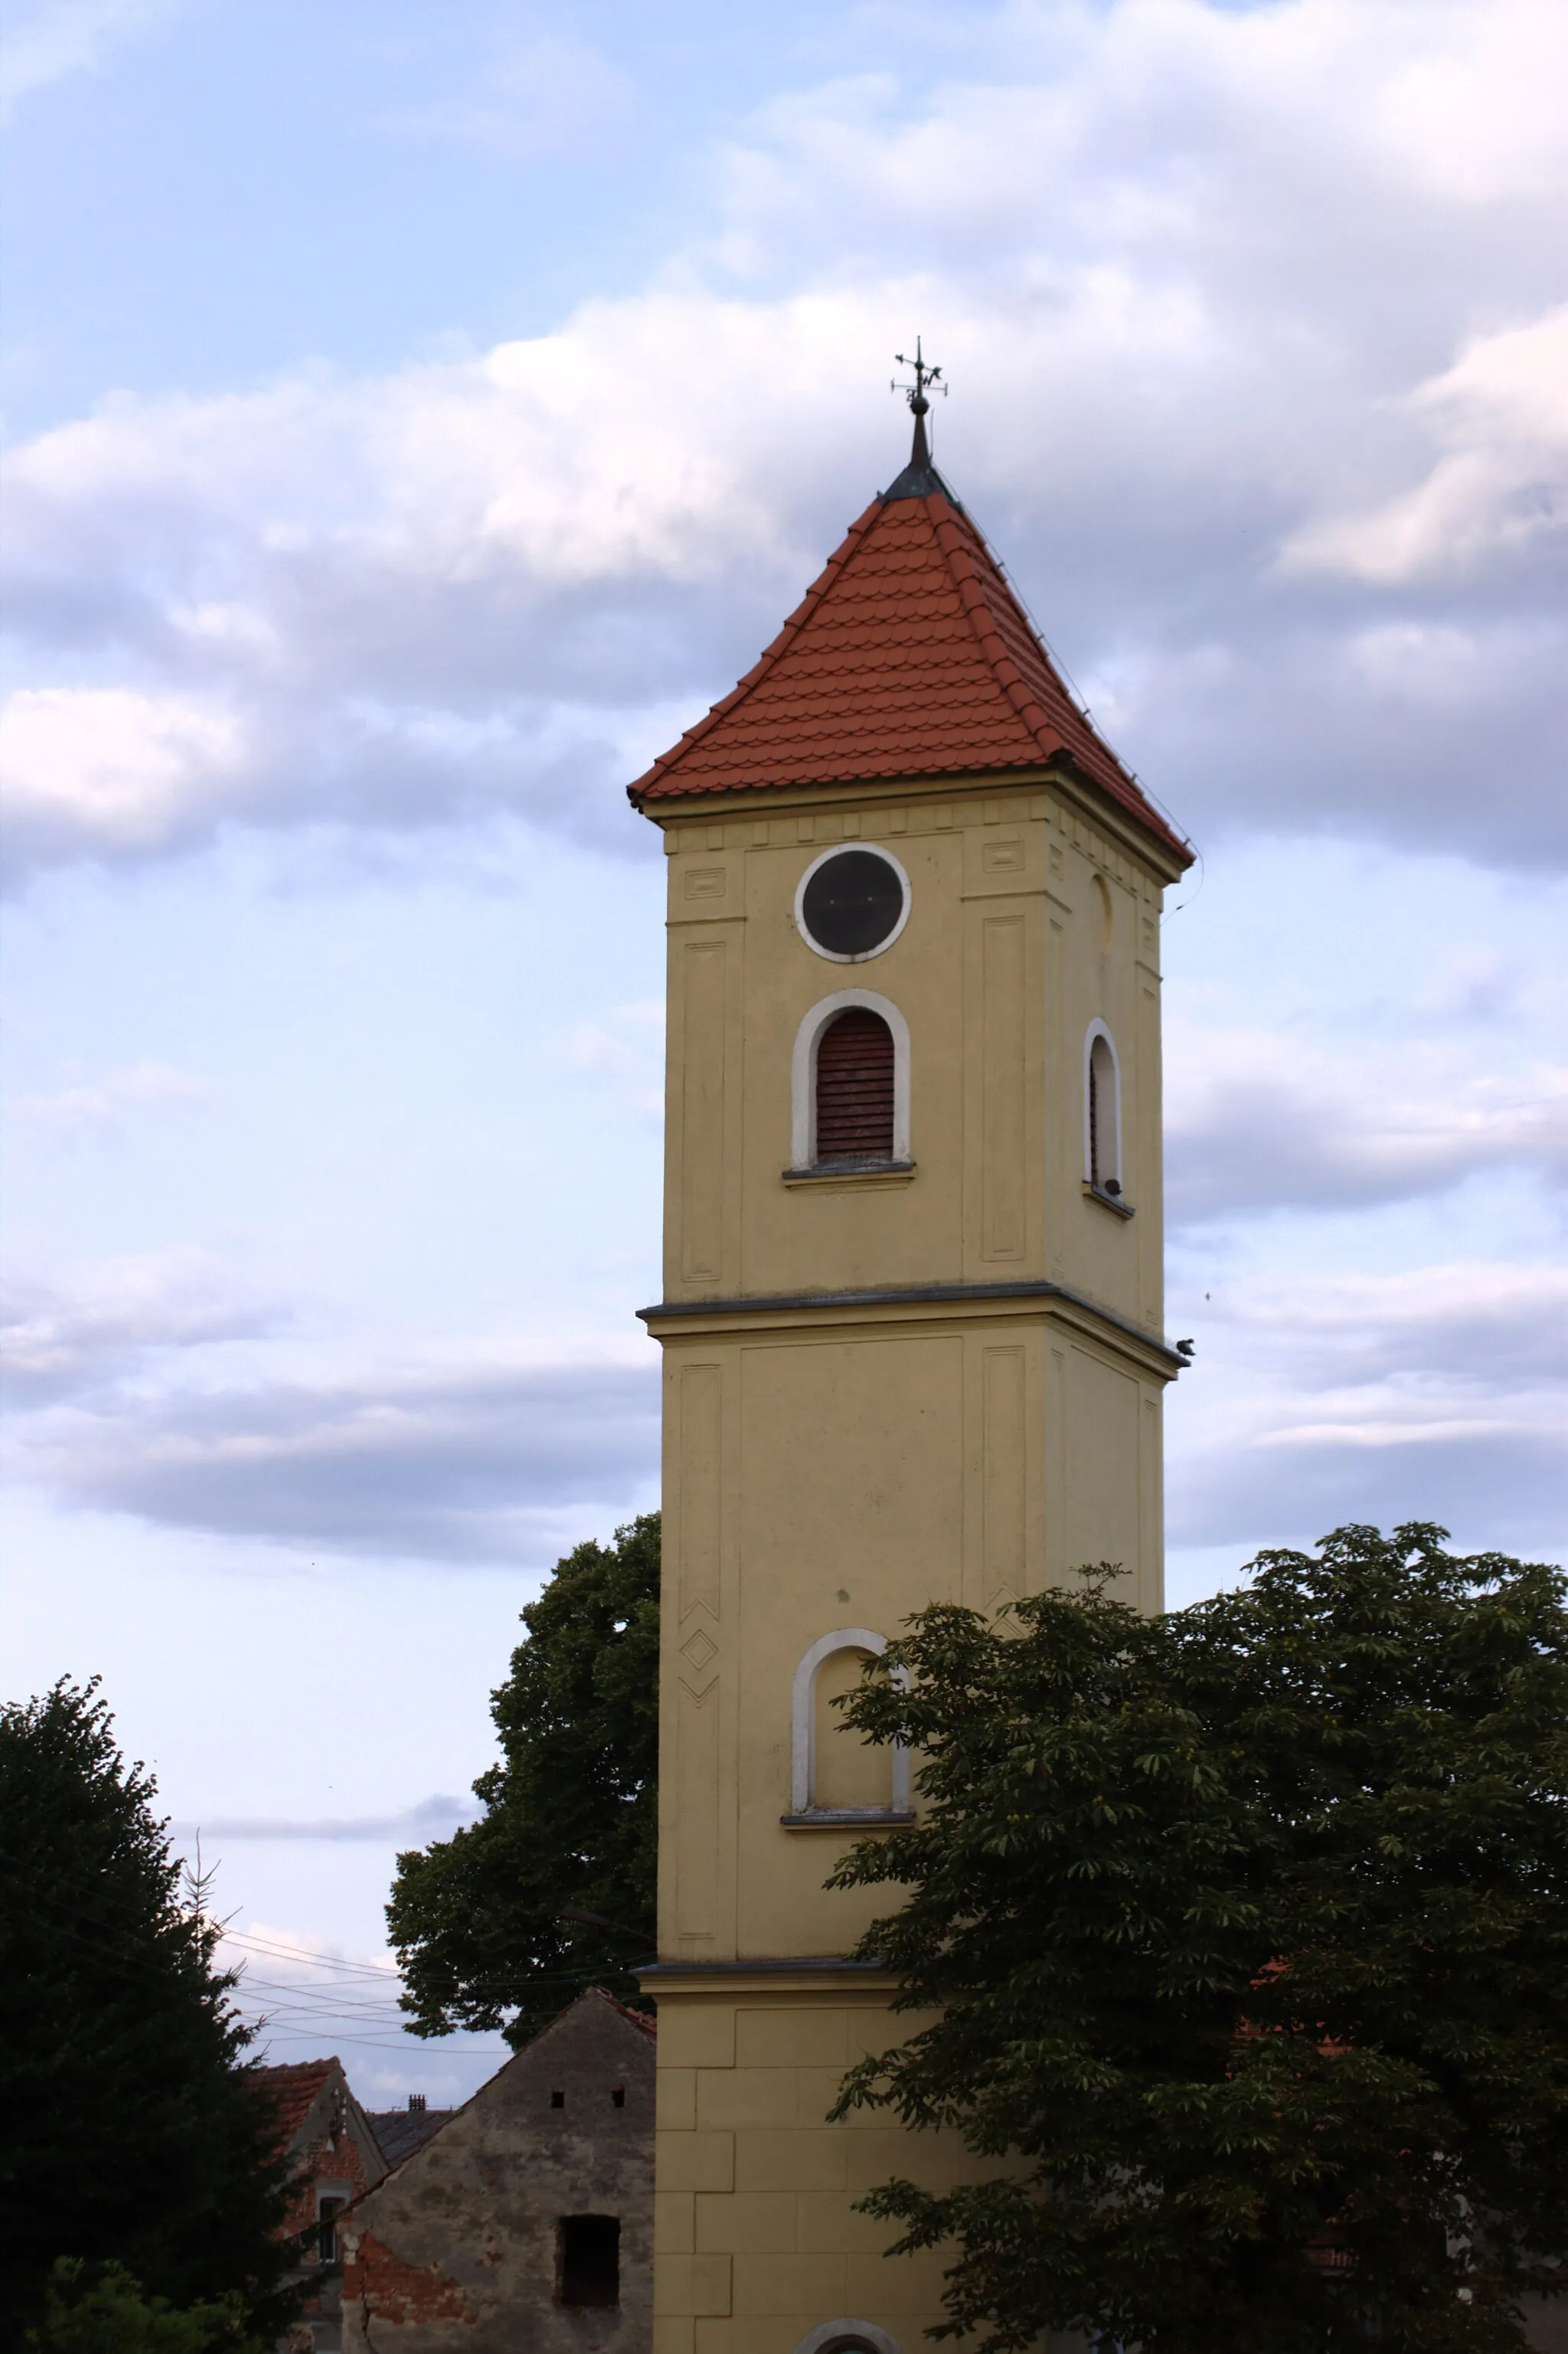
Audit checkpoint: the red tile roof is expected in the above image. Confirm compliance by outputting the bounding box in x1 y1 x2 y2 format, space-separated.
630 479 1191 868
253 2058 338 2150
594 1987 658 2038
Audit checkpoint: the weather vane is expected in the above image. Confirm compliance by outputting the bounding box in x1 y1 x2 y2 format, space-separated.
891 337 946 471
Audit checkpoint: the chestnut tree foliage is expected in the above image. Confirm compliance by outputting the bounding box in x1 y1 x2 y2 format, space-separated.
830 1525 1568 2354
387 1512 659 2043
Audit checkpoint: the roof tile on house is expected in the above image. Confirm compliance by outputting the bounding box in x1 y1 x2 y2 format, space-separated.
252 2058 338 2148
591 1987 658 2038
629 470 1191 868
367 2107 457 2167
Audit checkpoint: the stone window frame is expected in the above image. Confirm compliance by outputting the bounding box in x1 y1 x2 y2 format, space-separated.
793 842 912 965
786 1627 910 1824
1083 1017 1125 1198
315 2183 351 2264
791 990 912 1172
792 2323 904 2354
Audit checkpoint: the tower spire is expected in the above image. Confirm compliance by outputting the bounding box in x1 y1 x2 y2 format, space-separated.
885 338 949 499
893 337 943 466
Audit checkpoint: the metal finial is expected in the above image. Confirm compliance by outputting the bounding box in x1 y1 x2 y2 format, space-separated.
891 337 946 469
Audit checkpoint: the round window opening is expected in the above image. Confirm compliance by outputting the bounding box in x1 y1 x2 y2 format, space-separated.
797 847 910 962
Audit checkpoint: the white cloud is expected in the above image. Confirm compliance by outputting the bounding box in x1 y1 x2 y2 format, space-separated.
1147 835 1568 1558
5 1324 661 1560
0 0 178 118
2 0 1562 881
0 686 251 858
1161 848 1568 1221
380 29 638 164
1267 1257 1568 1387
18 1058 210 1135
1167 1025 1568 1221
0 1252 283 1404
1282 308 1568 584
554 999 665 1119
178 1794 476 1844
1166 1257 1568 1555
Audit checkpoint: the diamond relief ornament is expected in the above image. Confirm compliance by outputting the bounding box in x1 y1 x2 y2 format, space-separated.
679 1627 717 1672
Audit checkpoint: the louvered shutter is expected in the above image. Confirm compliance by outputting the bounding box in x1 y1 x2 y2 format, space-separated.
815 1009 895 1162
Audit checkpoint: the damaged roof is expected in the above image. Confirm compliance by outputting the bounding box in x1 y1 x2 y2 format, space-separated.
251 2058 341 2148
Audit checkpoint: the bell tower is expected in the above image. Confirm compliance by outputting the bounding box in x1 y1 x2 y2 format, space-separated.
632 374 1194 2354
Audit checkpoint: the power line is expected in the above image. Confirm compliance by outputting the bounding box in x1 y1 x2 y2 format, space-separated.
2 1867 649 2024
218 1931 406 1982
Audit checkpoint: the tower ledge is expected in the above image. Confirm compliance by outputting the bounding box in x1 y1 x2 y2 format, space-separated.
638 1276 1187 1378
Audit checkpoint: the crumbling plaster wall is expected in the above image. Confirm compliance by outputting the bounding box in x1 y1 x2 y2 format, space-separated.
340 1993 654 2353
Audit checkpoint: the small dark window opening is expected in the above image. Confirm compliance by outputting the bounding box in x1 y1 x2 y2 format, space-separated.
1088 1033 1119 1193
801 848 904 957
559 2214 619 2307
316 2195 344 2264
549 2089 565 2109
815 1009 894 1164
612 2084 626 2108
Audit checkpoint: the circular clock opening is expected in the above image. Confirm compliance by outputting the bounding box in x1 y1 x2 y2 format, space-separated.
795 845 910 962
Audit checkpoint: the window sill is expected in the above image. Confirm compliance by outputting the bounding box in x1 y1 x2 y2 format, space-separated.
779 1809 916 1831
783 1161 916 1192
1083 1181 1135 1220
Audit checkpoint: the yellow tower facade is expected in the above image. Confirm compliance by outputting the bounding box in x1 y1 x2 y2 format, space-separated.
632 414 1194 2354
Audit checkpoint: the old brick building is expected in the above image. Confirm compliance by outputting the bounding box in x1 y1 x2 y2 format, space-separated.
254 2055 389 2352
339 1989 655 2352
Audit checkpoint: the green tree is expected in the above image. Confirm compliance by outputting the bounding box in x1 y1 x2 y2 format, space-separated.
24 2261 268 2354
388 1512 659 2042
0 1681 297 2350
830 1525 1568 2353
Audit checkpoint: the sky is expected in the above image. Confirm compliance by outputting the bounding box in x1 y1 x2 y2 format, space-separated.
2 0 1564 2105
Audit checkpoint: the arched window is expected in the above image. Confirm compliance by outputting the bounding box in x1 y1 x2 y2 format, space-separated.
786 1630 910 1823
816 1009 893 1163
1092 870 1114 950
791 991 912 1172
1084 1022 1122 1196
792 2326 904 2354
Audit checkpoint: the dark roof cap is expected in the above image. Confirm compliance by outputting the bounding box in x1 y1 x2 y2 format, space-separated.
880 455 956 502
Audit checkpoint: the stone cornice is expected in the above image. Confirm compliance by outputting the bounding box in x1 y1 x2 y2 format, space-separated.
638 1275 1185 1377
638 1958 896 1997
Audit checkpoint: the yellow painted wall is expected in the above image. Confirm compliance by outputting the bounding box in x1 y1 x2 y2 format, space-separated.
642 773 1184 2354
658 783 1171 1322
652 1976 999 2354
